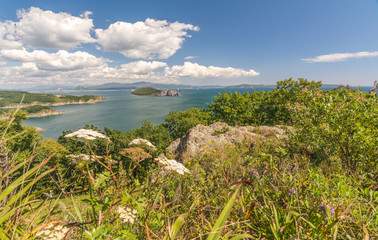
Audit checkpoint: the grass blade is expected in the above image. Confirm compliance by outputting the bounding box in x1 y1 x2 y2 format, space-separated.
207 187 240 240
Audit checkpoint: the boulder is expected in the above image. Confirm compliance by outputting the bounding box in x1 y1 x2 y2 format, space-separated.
167 122 285 158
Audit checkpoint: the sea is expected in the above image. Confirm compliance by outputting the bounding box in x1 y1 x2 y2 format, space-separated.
24 87 373 139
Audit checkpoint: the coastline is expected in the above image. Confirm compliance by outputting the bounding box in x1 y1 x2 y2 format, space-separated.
0 98 105 109
27 109 64 118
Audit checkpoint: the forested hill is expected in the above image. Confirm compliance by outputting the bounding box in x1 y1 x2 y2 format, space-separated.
0 90 104 108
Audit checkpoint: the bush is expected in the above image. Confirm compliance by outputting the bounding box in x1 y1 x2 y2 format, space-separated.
208 78 322 126
164 108 214 139
287 88 377 174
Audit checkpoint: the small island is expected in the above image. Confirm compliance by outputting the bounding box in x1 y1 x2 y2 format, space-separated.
131 87 180 96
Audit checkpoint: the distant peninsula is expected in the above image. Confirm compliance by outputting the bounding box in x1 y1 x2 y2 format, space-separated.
0 90 104 108
131 87 181 96
0 90 104 119
0 105 63 120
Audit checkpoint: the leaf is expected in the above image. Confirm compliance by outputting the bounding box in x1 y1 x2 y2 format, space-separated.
206 187 240 240
229 234 254 240
71 195 83 223
363 225 369 240
0 167 55 224
164 214 185 240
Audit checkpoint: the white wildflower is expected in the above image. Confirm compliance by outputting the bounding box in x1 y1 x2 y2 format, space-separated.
155 155 191 175
117 207 138 224
35 224 70 240
129 138 156 150
65 129 110 141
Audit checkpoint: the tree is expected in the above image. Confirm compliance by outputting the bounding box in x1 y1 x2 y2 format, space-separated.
165 108 214 139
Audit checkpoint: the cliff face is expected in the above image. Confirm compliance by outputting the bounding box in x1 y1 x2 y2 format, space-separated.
157 90 180 96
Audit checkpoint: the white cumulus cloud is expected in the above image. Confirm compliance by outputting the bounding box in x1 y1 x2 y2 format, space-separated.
13 7 95 49
0 48 108 71
302 51 378 63
119 61 167 74
0 59 173 86
95 18 199 59
164 62 259 78
0 21 22 49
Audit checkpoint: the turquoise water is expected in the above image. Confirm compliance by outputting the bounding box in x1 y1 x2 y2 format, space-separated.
24 87 372 139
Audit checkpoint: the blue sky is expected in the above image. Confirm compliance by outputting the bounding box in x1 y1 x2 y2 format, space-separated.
0 0 378 88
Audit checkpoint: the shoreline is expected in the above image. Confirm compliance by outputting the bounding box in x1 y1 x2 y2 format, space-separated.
0 98 105 109
27 110 64 118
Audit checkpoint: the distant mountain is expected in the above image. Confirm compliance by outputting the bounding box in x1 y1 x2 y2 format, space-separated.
80 82 279 91
25 85 80 91
226 84 276 88
83 81 194 90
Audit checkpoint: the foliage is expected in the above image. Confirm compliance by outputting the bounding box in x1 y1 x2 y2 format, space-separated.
0 109 42 158
2 78 377 239
33 139 71 191
287 88 378 173
208 78 322 126
164 107 214 139
0 155 54 239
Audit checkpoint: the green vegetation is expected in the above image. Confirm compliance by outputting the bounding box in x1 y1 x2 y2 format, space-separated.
131 87 162 96
0 78 376 239
0 105 62 119
0 90 103 107
21 105 54 114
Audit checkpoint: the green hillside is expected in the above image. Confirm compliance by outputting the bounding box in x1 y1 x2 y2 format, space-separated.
0 90 103 107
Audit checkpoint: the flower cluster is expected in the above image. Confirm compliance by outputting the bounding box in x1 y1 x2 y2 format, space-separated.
288 188 297 195
65 129 110 141
119 147 152 162
35 224 70 240
129 138 156 150
155 155 191 175
117 207 138 224
66 154 102 164
320 202 335 216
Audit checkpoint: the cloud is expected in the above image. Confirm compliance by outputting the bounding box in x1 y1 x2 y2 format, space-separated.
302 51 378 63
95 18 199 59
3 7 95 49
119 61 167 74
0 48 108 71
184 56 198 60
0 59 172 86
0 21 22 49
164 62 259 78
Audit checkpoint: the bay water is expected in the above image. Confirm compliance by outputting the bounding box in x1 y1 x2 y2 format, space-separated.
25 88 265 139
24 87 372 139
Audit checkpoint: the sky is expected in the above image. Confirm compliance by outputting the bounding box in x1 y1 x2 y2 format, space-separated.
1 0 378 88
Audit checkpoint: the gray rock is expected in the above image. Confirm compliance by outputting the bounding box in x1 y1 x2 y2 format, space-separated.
167 122 285 159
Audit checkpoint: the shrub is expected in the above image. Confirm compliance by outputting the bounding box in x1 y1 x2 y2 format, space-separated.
287 88 377 174
164 108 214 139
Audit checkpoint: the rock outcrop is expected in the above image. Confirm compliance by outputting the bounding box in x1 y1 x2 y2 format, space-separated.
158 90 180 96
167 122 286 159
